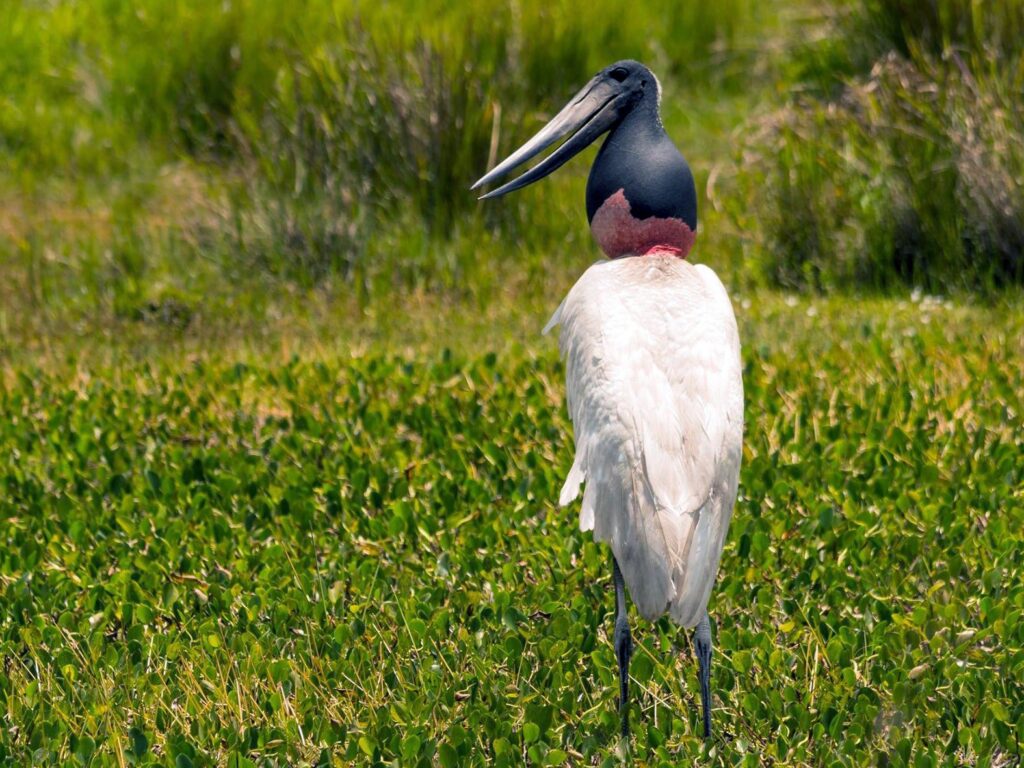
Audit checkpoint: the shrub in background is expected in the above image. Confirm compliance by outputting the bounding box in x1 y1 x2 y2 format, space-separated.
725 0 1024 291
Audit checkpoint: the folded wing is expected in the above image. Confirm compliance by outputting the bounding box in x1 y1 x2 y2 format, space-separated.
546 257 743 627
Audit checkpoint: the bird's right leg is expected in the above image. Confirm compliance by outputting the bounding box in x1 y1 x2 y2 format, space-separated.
693 611 713 739
612 556 633 739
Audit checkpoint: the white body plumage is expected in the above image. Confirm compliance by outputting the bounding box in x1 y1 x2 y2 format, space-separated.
545 255 743 628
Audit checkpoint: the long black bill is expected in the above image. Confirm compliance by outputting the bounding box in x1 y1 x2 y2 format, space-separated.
471 77 622 199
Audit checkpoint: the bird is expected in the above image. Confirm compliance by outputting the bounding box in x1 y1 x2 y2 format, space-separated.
472 60 743 741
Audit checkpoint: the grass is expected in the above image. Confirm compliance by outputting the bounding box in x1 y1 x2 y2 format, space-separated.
725 52 1024 290
0 0 773 344
0 0 760 211
728 0 1024 291
851 0 1024 64
2 295 1022 766
0 74 770 358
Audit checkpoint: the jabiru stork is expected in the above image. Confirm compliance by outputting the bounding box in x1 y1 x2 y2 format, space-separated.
472 60 743 740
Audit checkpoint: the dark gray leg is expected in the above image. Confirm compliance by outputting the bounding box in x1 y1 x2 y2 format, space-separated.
612 557 632 739
693 612 713 739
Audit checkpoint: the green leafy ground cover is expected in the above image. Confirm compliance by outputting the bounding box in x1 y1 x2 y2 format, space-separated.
2 297 1022 766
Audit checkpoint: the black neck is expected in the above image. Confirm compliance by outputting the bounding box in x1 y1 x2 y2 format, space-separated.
607 92 664 143
585 94 697 230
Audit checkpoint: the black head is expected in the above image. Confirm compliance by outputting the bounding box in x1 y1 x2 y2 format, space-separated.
472 61 697 258
600 59 660 107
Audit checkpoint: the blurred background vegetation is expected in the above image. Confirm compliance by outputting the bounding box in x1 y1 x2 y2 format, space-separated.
1 0 1022 356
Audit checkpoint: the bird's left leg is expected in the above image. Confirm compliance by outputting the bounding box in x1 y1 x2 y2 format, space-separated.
693 611 713 739
612 556 633 739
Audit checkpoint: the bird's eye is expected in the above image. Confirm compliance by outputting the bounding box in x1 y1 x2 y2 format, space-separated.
609 68 628 82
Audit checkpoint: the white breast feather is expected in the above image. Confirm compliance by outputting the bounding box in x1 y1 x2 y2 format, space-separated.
546 256 743 628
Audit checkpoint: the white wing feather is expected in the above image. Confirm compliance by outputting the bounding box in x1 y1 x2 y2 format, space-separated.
547 256 743 628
